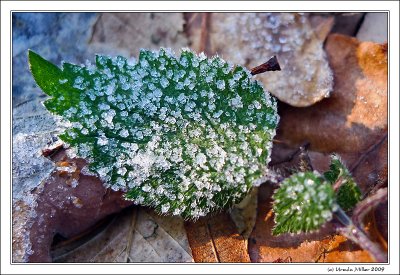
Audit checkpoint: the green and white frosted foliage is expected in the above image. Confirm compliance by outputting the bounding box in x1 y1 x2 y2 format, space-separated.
28 48 279 219
272 171 335 235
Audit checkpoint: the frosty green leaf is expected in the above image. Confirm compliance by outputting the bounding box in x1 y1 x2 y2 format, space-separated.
28 48 279 219
324 154 361 211
272 171 335 235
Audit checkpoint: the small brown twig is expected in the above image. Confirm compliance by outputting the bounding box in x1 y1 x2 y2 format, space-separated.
334 188 388 262
352 187 388 235
250 56 281 75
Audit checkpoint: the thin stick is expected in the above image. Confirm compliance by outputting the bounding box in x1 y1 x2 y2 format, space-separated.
250 56 281 75
333 189 388 262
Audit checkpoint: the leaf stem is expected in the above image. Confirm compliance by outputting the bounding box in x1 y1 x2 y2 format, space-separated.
250 56 281 75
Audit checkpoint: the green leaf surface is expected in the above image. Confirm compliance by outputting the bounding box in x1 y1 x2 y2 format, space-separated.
272 171 335 235
29 48 279 219
324 154 361 211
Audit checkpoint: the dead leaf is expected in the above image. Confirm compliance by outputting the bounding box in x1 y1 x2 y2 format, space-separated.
12 98 64 262
315 235 373 262
356 13 388 43
229 187 258 239
52 207 193 263
52 208 134 262
128 208 193 262
21 147 133 262
89 13 188 56
185 213 250 262
186 13 334 107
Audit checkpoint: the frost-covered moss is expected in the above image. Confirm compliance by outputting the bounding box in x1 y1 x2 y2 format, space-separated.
29 48 279 219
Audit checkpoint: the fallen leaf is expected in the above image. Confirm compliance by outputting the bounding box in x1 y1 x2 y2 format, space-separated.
229 187 258 239
356 13 388 43
52 208 134 262
186 12 334 107
23 147 133 262
315 235 373 262
89 13 188 56
185 213 251 262
128 209 193 262
349 134 388 195
52 207 193 263
12 98 63 262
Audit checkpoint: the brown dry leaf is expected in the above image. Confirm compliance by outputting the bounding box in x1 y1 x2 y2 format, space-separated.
186 13 334 107
229 187 258 239
20 148 133 262
128 208 193 262
52 208 135 262
52 207 193 263
89 13 188 56
315 235 373 262
185 213 251 262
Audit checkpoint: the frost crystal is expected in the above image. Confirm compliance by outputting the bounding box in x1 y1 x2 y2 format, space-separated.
272 171 334 235
29 48 279 219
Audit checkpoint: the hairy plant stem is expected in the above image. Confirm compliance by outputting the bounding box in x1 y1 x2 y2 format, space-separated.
333 189 388 262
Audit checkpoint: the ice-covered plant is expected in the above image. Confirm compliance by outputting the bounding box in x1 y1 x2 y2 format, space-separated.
324 154 362 211
28 48 279 220
272 154 362 235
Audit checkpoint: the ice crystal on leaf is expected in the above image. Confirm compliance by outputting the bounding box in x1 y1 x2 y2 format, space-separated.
324 154 362 211
272 171 335 235
28 48 279 219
